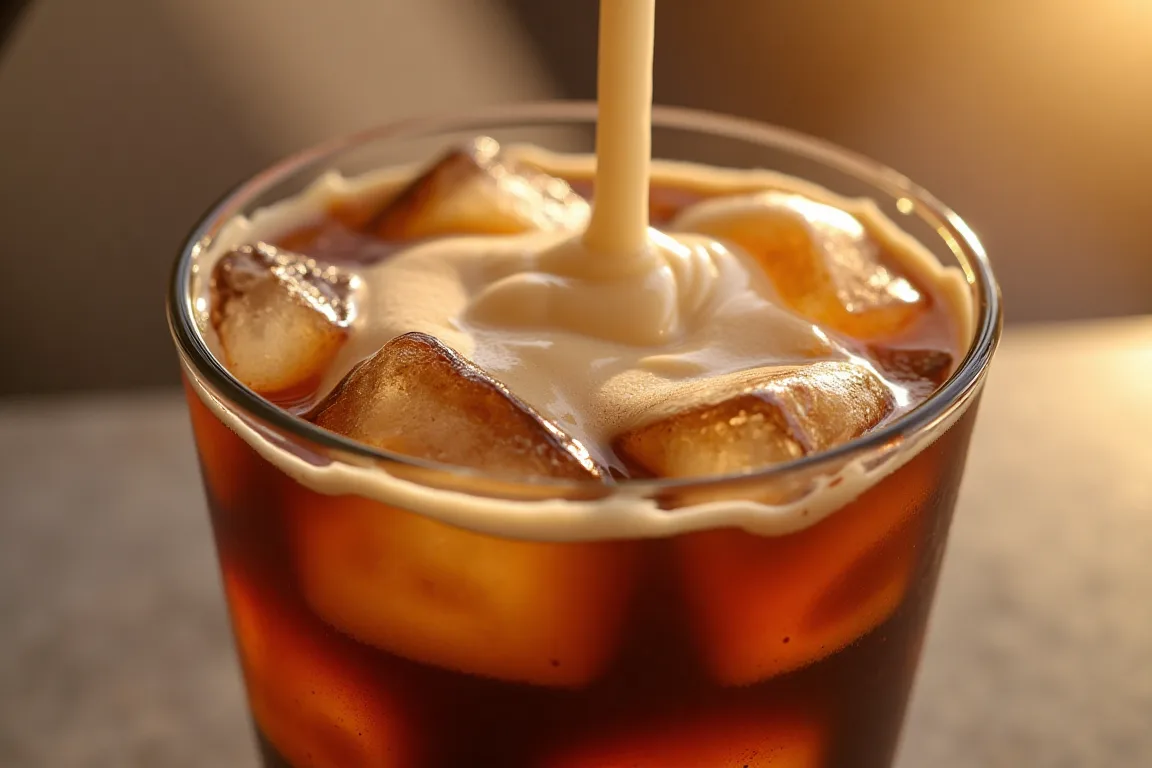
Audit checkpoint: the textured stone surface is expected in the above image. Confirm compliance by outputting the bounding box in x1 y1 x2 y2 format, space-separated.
0 394 256 768
1 318 1149 767
896 318 1152 768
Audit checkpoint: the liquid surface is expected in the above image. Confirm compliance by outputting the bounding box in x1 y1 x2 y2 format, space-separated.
186 145 975 540
181 0 979 541
301 150 966 471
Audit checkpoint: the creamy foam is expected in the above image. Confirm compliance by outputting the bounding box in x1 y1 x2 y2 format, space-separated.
183 147 978 541
354 227 848 464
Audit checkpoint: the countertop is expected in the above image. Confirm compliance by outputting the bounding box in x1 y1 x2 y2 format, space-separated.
2 317 1150 768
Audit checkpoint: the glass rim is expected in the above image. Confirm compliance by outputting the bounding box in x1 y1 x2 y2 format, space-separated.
167 100 1002 495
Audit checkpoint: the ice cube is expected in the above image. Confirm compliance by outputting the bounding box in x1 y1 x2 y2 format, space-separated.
868 345 954 389
546 708 823 768
211 243 357 399
291 492 637 687
614 362 894 479
221 563 410 768
369 137 590 240
274 219 400 267
676 444 943 686
675 192 928 339
308 332 602 480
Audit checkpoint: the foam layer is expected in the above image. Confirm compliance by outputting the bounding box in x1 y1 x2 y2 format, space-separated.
183 149 978 541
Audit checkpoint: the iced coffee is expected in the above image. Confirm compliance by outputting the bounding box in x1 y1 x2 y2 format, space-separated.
169 2 998 766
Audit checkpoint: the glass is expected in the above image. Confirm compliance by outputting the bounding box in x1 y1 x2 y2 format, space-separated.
168 102 1001 768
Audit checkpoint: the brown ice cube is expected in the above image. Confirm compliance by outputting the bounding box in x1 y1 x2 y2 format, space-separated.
680 192 928 340
210 243 357 398
308 332 602 480
614 362 894 479
369 137 589 240
291 495 637 687
867 345 954 388
675 441 944 686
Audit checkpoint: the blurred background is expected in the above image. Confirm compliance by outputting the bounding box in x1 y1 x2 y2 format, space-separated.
0 0 1149 396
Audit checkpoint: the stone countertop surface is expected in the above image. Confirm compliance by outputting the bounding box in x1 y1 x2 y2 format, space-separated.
1 318 1150 768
